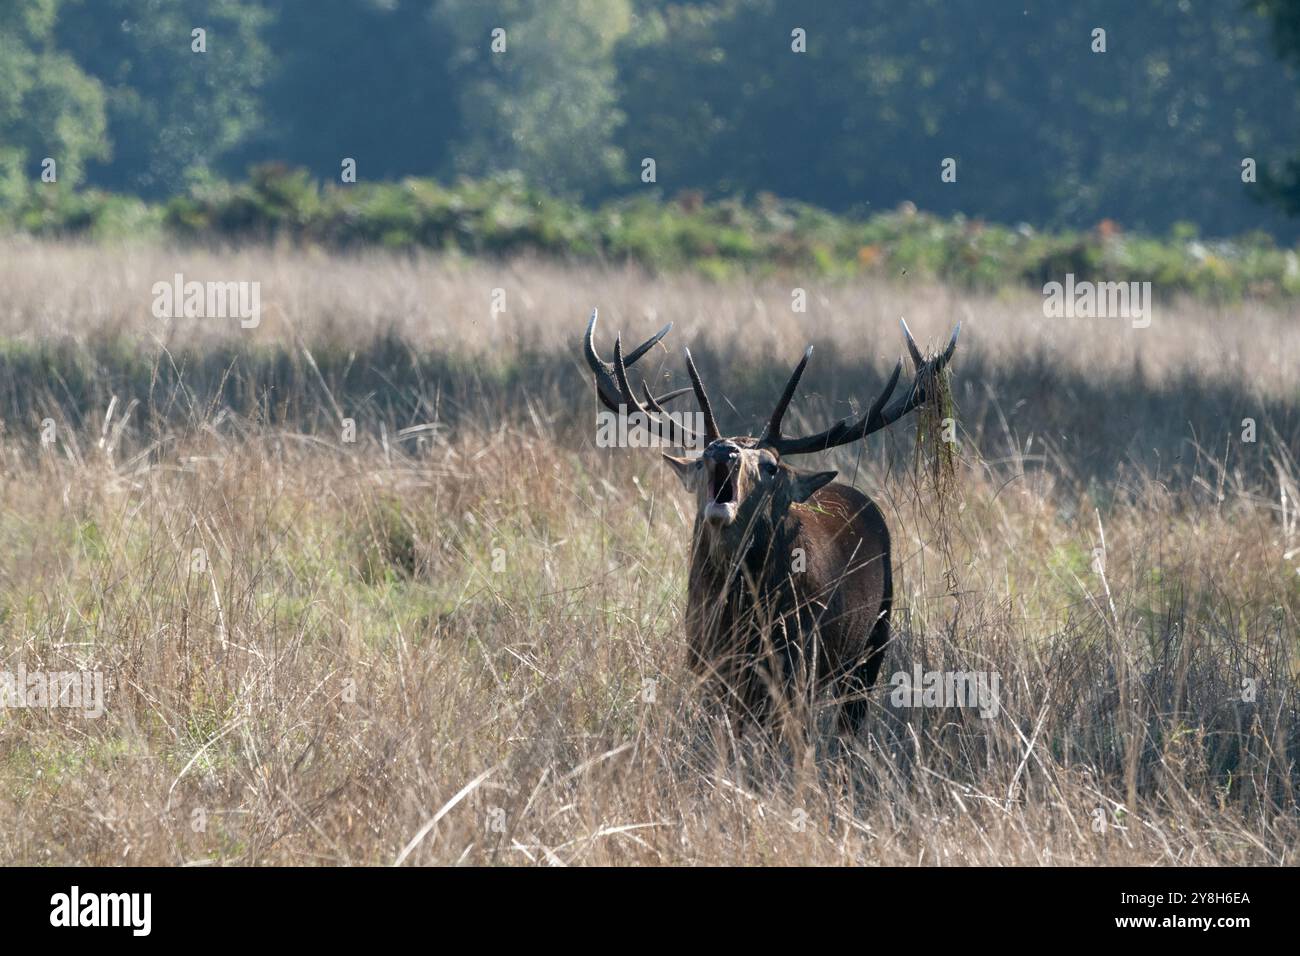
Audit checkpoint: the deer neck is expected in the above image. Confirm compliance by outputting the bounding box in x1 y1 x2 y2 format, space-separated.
689 504 795 602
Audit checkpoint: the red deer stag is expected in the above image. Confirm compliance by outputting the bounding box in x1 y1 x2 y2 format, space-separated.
582 310 959 730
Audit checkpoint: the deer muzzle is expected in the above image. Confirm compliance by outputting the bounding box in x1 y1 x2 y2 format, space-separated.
704 454 739 525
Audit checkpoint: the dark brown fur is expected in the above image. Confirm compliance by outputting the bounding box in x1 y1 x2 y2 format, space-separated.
673 445 891 729
581 309 957 732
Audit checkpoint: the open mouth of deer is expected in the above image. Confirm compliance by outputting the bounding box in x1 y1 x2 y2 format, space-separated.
704 458 739 525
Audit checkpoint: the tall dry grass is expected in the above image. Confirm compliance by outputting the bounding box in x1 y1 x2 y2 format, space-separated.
0 241 1296 864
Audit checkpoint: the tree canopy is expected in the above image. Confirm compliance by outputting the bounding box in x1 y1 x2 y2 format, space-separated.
2 0 1299 238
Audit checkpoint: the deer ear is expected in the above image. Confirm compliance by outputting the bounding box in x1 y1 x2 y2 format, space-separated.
789 469 836 503
662 454 700 489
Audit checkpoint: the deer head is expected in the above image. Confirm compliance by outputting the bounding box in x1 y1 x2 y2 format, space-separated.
581 309 960 536
662 438 837 532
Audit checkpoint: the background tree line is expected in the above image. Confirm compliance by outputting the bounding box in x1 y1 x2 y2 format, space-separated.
3 0 1300 239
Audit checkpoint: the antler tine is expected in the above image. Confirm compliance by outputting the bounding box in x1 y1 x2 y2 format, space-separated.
900 317 925 366
641 382 704 445
901 317 959 370
762 358 901 455
760 345 814 443
582 308 682 412
683 347 721 443
877 320 960 426
624 322 673 365
581 309 714 448
612 335 649 417
583 309 623 412
613 335 703 441
763 322 959 457
942 322 960 363
642 384 693 413
865 358 904 424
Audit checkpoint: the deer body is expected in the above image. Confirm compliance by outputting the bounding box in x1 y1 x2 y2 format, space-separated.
682 476 892 726
581 310 957 730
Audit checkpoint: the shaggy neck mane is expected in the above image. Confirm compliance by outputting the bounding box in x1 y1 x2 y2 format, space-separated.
691 501 792 596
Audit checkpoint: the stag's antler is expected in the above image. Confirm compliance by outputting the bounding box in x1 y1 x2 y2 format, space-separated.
760 319 959 457
584 309 678 412
582 309 720 445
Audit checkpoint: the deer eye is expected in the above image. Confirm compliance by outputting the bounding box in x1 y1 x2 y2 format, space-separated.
760 460 778 478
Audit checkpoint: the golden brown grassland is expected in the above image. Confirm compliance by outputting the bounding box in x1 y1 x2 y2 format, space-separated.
0 240 1297 864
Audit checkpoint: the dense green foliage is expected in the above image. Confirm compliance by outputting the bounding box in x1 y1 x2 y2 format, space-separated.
54 0 270 197
0 0 108 200
620 0 1300 238
7 164 1298 300
3 0 1300 237
1253 0 1300 217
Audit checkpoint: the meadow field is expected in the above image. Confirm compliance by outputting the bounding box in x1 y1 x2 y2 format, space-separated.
0 239 1296 865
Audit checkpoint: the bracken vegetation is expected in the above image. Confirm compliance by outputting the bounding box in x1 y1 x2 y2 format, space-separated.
6 167 1300 299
